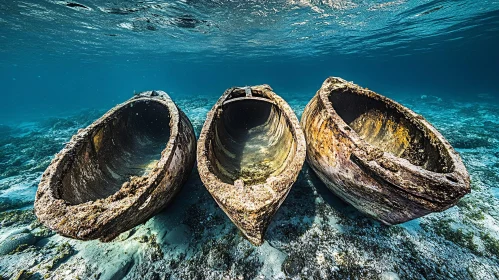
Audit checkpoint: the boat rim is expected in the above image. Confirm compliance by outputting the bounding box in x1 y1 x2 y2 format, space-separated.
197 85 307 212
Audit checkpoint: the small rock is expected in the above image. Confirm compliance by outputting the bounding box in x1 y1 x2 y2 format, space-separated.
0 232 36 255
282 254 304 277
118 228 135 241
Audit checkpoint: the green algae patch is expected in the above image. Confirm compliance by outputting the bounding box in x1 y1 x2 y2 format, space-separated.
481 233 499 257
427 219 479 254
45 242 75 271
0 209 36 227
0 232 36 256
12 270 33 280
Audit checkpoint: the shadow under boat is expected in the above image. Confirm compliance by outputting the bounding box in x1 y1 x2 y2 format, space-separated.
34 91 196 241
149 162 367 251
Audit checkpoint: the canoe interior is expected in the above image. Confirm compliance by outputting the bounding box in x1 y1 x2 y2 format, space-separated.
59 100 171 205
209 97 296 185
329 89 454 173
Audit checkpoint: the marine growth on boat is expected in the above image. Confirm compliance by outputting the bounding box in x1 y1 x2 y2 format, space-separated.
35 91 196 241
197 85 306 245
301 77 470 224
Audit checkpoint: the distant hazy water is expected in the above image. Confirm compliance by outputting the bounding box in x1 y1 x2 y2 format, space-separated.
0 0 498 123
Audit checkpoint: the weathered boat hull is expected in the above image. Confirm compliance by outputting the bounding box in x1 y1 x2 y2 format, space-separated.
35 91 196 241
301 77 470 225
197 85 306 245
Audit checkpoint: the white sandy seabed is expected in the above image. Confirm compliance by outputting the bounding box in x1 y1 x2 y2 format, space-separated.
0 94 498 280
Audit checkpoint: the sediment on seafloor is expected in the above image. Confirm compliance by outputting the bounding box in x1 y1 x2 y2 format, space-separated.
1 94 499 279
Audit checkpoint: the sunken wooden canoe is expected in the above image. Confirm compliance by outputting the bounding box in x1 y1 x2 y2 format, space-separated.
301 77 471 225
197 85 306 245
34 91 196 241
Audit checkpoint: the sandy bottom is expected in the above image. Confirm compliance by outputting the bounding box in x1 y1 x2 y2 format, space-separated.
1 94 498 279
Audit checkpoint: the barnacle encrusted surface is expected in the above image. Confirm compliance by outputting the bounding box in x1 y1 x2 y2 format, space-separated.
301 77 471 224
34 91 196 241
197 85 306 245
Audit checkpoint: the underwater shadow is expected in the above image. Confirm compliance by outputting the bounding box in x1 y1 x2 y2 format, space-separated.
149 163 373 250
266 164 318 241
267 162 377 245
311 163 388 228
148 167 231 247
308 165 366 220
147 167 270 278
141 164 381 278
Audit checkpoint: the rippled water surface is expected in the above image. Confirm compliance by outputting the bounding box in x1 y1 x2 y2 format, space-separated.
1 0 499 58
1 0 499 120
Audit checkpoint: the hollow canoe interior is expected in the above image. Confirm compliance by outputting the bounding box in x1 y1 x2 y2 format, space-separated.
209 97 296 185
59 100 171 205
328 88 453 173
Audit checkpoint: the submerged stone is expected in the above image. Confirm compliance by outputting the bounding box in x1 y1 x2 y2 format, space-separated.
0 232 36 256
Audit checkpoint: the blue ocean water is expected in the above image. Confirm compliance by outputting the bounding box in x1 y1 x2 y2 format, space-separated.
1 1 499 279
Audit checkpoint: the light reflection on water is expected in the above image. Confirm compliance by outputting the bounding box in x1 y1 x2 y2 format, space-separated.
1 0 498 60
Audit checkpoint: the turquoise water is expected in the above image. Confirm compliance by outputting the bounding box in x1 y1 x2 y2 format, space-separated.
1 1 499 279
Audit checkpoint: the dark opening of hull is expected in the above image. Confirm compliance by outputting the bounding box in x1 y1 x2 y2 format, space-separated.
210 98 296 185
59 100 171 205
329 89 453 173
